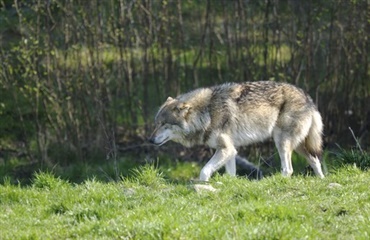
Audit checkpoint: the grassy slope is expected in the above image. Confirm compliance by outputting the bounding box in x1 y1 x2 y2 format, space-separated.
0 166 369 239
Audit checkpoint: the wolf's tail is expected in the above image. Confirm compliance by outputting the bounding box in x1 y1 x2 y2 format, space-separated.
305 111 324 157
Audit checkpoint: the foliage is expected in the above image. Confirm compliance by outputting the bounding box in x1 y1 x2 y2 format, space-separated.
332 129 370 170
0 0 369 166
128 164 166 187
32 171 69 190
334 148 370 171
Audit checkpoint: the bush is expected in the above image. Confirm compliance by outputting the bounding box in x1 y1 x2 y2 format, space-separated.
32 171 69 190
334 148 370 171
128 165 166 188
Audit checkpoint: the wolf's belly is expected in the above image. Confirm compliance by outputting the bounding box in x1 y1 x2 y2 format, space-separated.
230 114 277 147
231 126 273 147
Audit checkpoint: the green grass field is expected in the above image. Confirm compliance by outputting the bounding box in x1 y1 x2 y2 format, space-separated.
1 165 369 239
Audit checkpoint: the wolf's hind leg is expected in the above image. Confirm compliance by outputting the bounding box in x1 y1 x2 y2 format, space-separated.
278 147 293 177
273 132 294 177
225 157 236 176
295 144 325 178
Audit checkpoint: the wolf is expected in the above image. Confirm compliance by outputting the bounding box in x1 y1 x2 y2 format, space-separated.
149 81 325 181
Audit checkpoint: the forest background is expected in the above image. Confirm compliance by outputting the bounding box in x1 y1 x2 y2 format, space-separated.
0 0 369 183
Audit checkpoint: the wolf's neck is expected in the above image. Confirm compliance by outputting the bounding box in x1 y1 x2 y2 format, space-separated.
174 88 213 147
179 110 211 147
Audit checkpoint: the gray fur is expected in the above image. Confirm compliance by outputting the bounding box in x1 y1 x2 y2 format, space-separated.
149 81 325 181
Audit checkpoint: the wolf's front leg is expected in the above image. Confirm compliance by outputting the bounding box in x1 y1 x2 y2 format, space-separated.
199 147 237 181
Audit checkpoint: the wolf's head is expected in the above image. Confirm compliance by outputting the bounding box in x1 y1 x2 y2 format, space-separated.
149 97 192 146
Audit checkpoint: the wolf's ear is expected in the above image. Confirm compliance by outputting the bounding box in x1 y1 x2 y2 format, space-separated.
175 102 191 116
166 96 174 102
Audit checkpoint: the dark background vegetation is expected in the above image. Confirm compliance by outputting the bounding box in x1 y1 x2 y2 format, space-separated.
0 0 369 182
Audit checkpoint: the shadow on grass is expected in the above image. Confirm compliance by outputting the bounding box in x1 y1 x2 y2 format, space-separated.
2 146 368 186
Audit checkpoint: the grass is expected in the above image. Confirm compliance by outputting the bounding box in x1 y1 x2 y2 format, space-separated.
1 165 369 239
0 155 202 185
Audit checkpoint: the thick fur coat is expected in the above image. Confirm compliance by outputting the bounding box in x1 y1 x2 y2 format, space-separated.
150 81 325 181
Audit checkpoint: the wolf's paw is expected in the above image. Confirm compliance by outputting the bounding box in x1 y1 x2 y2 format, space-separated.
193 184 218 193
